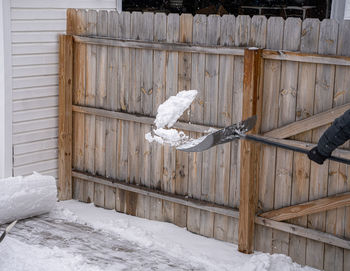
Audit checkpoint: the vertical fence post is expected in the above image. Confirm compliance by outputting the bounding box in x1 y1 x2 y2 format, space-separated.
238 48 263 254
58 35 74 200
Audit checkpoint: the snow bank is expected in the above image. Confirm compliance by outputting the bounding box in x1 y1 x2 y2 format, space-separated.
0 172 57 224
52 201 318 271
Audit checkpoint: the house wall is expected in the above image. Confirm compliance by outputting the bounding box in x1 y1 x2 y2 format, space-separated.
0 0 12 178
9 0 119 178
331 0 350 21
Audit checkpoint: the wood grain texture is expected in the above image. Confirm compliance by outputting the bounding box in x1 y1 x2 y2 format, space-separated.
73 170 240 219
72 105 222 133
292 18 320 269
71 10 87 202
73 35 244 56
127 12 142 217
312 19 339 271
264 103 350 139
83 10 96 204
238 48 263 254
138 12 154 220
262 49 350 66
58 35 73 200
255 16 284 254
214 14 236 242
272 17 301 256
162 13 179 224
200 15 220 238
104 10 119 210
149 12 166 222
174 13 192 228
93 10 108 208
187 13 206 235
260 192 350 221
228 15 243 244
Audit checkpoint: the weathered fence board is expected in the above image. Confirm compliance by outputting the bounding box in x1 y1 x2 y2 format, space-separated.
214 14 235 242
161 13 179 224
60 10 350 271
255 16 284 254
82 10 96 204
316 19 339 271
58 35 73 201
187 13 206 235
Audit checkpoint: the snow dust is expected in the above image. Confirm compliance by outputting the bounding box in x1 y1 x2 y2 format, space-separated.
145 90 198 147
0 172 57 224
0 200 319 271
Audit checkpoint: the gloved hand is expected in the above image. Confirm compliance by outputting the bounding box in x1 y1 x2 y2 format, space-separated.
307 146 328 165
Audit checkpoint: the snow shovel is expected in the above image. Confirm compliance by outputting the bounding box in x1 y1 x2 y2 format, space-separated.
177 116 350 165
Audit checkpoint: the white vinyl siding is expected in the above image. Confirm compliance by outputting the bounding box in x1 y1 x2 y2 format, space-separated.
11 0 117 177
345 0 350 19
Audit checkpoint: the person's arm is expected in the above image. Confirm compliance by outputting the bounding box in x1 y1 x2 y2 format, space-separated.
308 109 350 164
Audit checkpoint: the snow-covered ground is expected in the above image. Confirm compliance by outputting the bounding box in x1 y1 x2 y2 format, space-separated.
0 200 318 271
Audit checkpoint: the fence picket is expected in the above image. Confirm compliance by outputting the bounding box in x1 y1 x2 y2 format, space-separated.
162 13 179 224
255 16 284 253
104 10 119 210
273 17 301 256
82 10 97 204
127 12 143 216
187 13 206 235
115 12 131 213
138 12 154 219
293 18 321 268
70 9 86 202
174 13 192 228
214 14 237 242
199 15 220 238
310 19 340 271
93 10 108 208
150 12 166 221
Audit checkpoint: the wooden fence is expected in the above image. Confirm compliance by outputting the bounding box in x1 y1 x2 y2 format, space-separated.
59 9 350 270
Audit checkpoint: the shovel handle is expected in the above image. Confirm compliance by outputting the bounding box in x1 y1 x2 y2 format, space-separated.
244 134 350 165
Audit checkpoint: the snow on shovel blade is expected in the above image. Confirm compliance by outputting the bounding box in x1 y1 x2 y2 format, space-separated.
177 116 257 152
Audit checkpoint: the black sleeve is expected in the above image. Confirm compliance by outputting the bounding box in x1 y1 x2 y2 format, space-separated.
317 109 350 157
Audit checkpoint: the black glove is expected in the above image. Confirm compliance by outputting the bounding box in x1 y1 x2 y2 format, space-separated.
307 146 328 165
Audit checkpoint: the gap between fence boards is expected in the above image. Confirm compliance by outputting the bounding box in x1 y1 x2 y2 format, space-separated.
71 170 350 250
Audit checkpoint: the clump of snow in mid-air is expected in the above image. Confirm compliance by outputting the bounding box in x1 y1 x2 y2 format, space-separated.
155 90 198 129
145 90 198 147
0 172 57 224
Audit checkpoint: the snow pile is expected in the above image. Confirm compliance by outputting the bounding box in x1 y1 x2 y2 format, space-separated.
145 90 197 147
0 172 57 224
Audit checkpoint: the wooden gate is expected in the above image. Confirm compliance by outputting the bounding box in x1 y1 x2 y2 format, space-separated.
59 9 350 270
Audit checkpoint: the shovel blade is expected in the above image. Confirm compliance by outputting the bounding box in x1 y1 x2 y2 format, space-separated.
177 116 257 152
